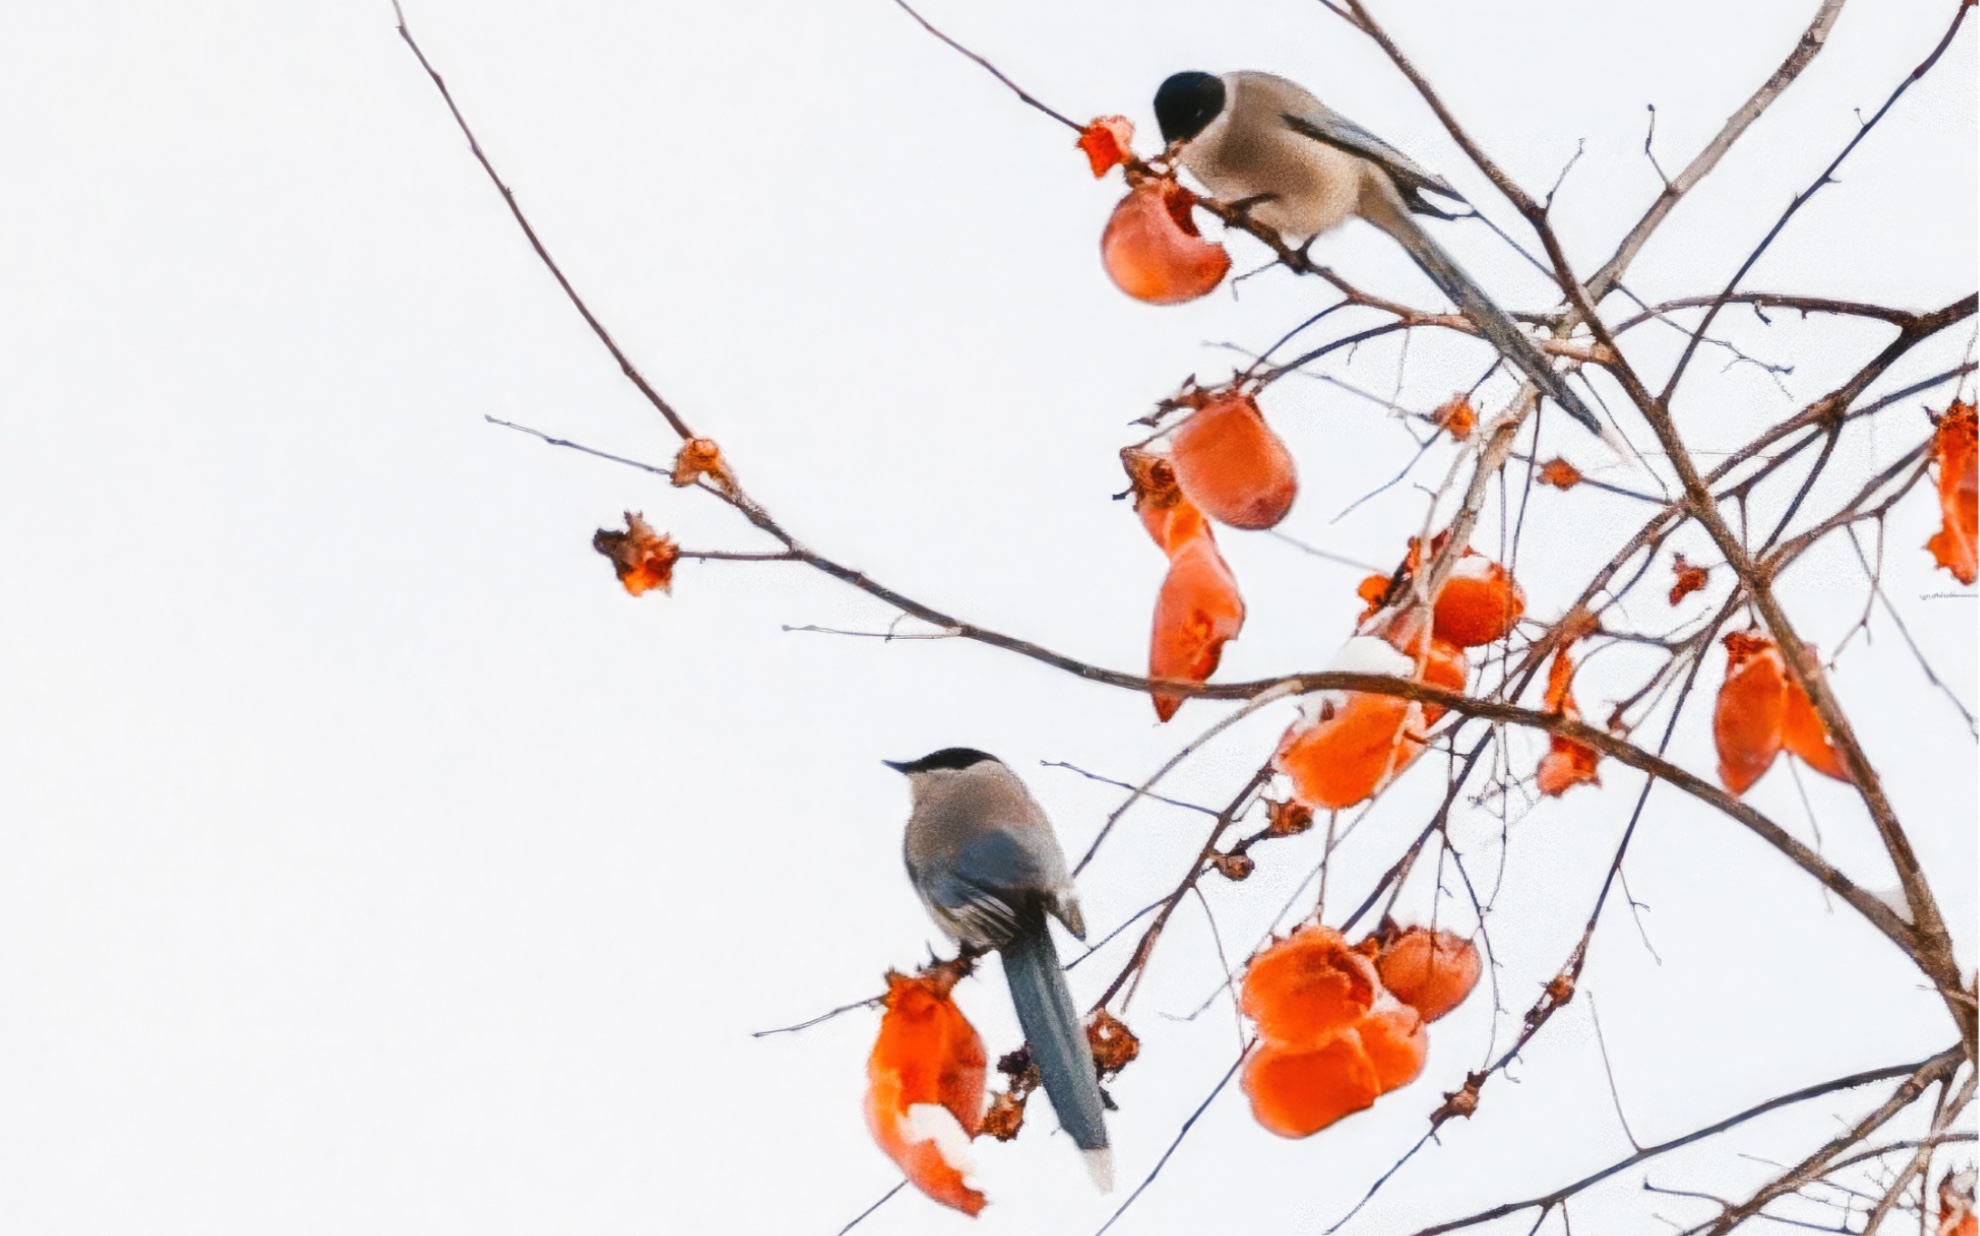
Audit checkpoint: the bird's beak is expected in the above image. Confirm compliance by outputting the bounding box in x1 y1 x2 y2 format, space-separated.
882 759 911 773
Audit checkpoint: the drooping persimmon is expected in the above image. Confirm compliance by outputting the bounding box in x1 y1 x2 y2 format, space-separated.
1715 630 1787 796
1100 177 1231 305
1374 927 1481 1023
1535 648 1600 796
1926 401 1977 584
865 970 988 1216
1077 115 1135 177
1239 926 1378 1047
1149 535 1246 722
1169 391 1298 530
1432 554 1524 647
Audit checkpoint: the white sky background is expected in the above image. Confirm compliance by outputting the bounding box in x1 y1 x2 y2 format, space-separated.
0 1 1974 1232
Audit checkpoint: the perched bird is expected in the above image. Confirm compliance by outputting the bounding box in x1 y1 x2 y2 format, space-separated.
886 748 1112 1191
1154 70 1604 437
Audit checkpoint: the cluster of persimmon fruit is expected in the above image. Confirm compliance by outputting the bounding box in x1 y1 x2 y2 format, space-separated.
589 113 1980 1221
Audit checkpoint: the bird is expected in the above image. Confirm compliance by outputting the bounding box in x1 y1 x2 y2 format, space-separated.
1154 69 1605 438
886 747 1113 1192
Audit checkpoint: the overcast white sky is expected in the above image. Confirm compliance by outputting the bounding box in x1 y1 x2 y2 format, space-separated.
0 1 1973 1233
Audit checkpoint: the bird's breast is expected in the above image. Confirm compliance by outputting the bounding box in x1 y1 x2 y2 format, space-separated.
1185 122 1366 244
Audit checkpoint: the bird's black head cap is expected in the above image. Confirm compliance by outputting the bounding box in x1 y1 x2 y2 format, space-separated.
1154 71 1225 144
884 747 999 774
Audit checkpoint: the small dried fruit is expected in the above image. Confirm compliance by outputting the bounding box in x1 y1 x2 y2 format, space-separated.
1210 851 1255 881
980 1089 1027 1142
1168 391 1298 530
1265 797 1314 837
592 512 680 596
1537 458 1582 490
671 437 733 492
1077 115 1135 177
1432 394 1477 441
1668 554 1708 605
1374 928 1481 1023
1086 1010 1141 1077
865 970 988 1216
1927 401 1978 584
1100 178 1231 305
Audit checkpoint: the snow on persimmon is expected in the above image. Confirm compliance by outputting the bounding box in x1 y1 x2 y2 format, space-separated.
1100 177 1231 305
1926 401 1977 584
865 970 988 1216
1169 391 1298 530
1432 554 1524 647
1275 637 1421 810
1077 115 1135 177
1149 535 1246 722
1374 927 1480 1023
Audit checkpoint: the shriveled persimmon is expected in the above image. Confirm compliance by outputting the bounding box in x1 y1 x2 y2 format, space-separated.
1780 668 1848 783
1374 927 1480 1023
1535 648 1600 796
1926 401 1977 584
1150 535 1246 721
1100 177 1231 305
1169 391 1298 530
592 512 680 596
865 970 988 1216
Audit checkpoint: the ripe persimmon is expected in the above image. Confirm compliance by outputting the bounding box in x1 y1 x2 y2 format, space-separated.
1374 927 1481 1023
1169 391 1298 530
1100 178 1231 305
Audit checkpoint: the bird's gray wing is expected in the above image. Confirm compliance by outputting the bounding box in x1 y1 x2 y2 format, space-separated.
1279 105 1466 216
920 829 1055 947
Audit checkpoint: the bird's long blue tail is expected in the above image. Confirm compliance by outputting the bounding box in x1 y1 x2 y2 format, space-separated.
1001 920 1113 1189
1373 204 1605 438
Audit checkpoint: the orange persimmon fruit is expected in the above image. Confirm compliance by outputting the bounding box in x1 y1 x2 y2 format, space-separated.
1715 630 1787 796
1239 926 1429 1138
1077 115 1135 177
1242 1037 1382 1139
1374 927 1481 1023
1169 391 1298 530
1150 534 1246 722
1239 925 1378 1047
1432 554 1524 647
592 512 680 597
1100 178 1231 305
864 970 988 1216
1926 401 1977 584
